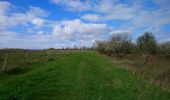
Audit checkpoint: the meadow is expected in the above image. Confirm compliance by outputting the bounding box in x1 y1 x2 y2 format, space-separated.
0 50 170 100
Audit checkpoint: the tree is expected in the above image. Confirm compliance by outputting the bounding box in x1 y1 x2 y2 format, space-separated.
95 33 133 57
137 32 157 64
109 33 133 57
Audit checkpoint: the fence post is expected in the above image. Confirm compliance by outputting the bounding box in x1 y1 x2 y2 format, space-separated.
26 52 28 62
47 50 49 60
3 53 8 72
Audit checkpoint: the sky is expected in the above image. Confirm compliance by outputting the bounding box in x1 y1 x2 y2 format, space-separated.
0 0 170 49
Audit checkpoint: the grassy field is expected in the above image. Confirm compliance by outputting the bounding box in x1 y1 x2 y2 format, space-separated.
0 51 170 100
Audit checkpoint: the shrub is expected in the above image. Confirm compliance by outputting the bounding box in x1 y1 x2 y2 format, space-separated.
95 33 133 57
95 40 107 54
137 32 157 54
136 32 157 64
158 41 170 58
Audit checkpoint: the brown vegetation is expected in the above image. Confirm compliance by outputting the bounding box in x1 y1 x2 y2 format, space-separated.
95 32 170 89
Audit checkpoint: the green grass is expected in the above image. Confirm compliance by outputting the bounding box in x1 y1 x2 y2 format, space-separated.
0 51 170 100
0 52 48 72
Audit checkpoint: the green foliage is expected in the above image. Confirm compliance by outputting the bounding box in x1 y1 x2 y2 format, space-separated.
137 32 157 54
158 41 170 58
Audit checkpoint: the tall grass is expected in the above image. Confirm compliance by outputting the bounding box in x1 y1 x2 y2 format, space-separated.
111 54 170 89
95 32 170 89
0 50 55 73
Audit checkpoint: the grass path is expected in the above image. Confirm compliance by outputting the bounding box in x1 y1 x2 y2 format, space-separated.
0 51 170 100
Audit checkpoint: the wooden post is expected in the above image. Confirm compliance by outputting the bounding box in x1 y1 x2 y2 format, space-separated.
26 52 28 62
47 50 49 60
3 53 8 72
50 50 51 58
47 50 52 60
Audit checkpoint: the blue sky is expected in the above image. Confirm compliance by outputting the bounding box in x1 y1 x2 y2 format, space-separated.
0 0 170 49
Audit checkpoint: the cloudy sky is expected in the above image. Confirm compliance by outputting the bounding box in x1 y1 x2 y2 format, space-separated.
0 0 170 49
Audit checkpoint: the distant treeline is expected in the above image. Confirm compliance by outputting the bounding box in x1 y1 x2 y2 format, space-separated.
0 47 94 53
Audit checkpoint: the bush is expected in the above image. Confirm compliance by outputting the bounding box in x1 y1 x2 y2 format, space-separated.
95 33 133 57
136 32 157 64
95 40 107 54
158 41 170 58
137 32 157 54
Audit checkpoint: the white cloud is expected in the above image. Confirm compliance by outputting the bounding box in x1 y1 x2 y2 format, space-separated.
0 1 48 30
110 30 131 35
81 14 102 22
0 31 54 49
37 31 44 35
79 0 170 36
50 0 92 11
32 33 52 42
27 6 49 18
32 18 45 27
1 0 170 49
50 0 170 33
52 19 109 41
0 1 11 15
0 1 54 49
0 31 17 43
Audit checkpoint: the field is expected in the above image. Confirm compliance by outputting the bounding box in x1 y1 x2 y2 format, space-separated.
0 51 170 100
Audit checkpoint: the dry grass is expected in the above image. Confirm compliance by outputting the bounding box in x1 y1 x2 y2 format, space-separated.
111 54 170 89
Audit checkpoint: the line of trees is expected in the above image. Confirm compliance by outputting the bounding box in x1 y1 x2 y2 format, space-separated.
95 32 170 63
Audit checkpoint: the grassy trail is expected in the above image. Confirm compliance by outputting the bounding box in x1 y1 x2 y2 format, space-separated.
0 51 170 100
